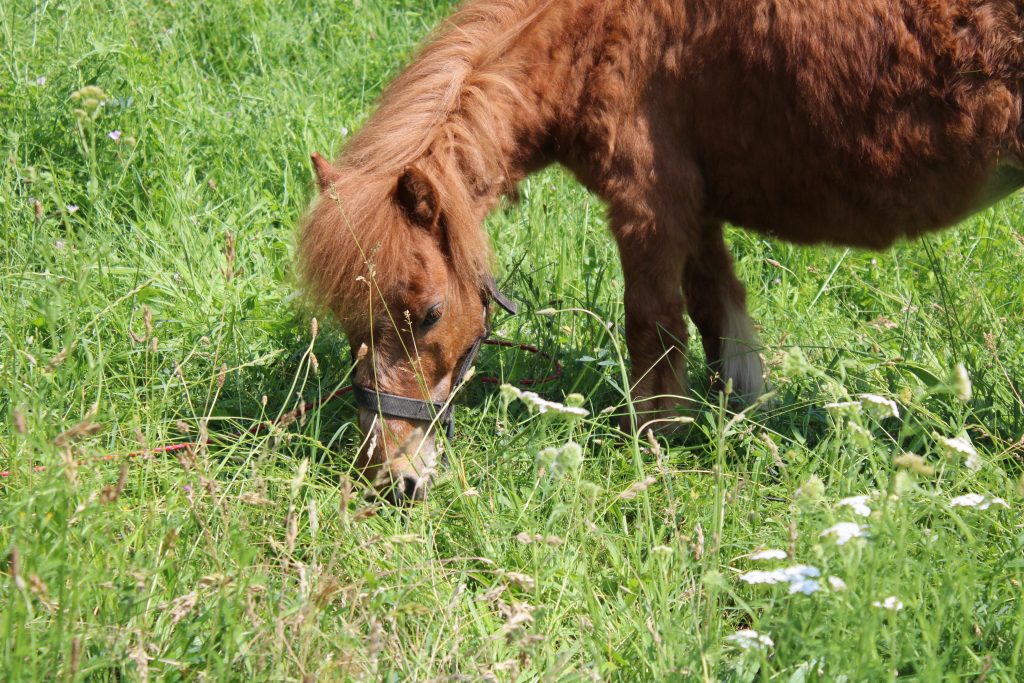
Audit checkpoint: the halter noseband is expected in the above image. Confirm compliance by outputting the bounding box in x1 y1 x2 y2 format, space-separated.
352 279 518 440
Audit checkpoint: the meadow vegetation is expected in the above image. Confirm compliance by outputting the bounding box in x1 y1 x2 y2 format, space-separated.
2 0 1024 679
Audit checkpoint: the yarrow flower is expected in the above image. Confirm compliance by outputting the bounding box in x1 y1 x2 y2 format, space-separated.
951 364 972 402
872 596 904 611
819 522 867 545
501 384 589 418
827 576 847 592
749 549 788 561
893 452 935 476
739 565 821 594
824 401 860 416
726 629 774 650
66 204 79 214
848 421 874 446
949 493 1008 510
796 475 825 501
789 576 822 595
937 434 981 472
859 394 900 420
837 495 872 517
535 441 583 476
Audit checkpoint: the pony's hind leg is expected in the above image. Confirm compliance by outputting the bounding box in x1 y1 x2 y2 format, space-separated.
614 211 694 433
683 223 766 402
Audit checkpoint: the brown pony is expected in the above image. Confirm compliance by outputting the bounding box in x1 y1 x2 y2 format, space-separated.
301 0 1024 501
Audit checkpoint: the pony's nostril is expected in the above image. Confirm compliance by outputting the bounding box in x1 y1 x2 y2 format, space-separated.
403 475 425 502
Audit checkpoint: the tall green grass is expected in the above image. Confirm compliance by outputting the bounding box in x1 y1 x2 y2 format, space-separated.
2 0 1023 679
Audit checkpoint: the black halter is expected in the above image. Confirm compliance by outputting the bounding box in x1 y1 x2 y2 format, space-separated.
352 279 518 440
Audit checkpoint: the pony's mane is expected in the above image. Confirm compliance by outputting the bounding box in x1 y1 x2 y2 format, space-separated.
301 0 553 319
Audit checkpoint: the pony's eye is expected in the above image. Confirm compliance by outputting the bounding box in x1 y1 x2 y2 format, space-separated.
423 304 443 328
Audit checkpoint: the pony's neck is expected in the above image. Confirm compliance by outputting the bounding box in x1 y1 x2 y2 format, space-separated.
409 0 611 221
337 0 620 288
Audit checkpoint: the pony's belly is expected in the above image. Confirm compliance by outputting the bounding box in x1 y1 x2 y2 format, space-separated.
971 161 1024 214
714 159 1024 249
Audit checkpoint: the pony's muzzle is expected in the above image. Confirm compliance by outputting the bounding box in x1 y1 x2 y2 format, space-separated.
357 412 439 504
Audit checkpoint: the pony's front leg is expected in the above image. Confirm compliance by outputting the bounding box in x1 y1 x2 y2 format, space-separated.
615 218 693 433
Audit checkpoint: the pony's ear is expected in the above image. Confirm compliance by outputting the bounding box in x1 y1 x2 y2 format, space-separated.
395 166 442 230
311 152 341 191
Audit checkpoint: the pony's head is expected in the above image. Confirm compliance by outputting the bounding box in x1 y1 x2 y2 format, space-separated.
301 152 495 503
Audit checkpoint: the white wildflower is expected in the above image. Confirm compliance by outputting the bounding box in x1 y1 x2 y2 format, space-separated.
951 364 972 402
502 385 589 418
536 441 584 476
796 475 825 501
872 596 904 611
937 435 982 471
848 421 874 446
827 576 847 592
739 570 786 585
837 495 872 518
860 393 900 420
749 549 788 561
824 401 860 416
819 522 868 545
780 347 813 376
949 494 1008 510
964 451 982 472
789 577 822 595
726 629 774 650
778 565 821 579
739 565 820 596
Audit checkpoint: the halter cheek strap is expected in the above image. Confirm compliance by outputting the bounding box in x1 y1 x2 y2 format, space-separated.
485 277 518 316
352 283 516 440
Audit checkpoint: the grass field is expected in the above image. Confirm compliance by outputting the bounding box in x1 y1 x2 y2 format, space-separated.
3 0 1024 680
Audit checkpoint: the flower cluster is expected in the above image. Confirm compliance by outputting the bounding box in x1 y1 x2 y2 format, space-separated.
739 565 822 595
500 385 589 418
726 629 774 651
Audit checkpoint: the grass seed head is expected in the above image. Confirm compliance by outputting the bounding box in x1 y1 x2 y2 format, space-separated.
12 408 26 434
100 463 129 504
893 452 934 476
285 506 298 553
45 347 68 372
167 592 197 625
618 475 657 500
239 492 273 506
54 420 101 447
222 230 236 282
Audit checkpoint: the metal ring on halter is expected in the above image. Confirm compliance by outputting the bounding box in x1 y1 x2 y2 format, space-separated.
352 280 517 440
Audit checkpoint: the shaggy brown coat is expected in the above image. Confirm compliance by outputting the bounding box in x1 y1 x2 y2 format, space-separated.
302 0 1024 500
